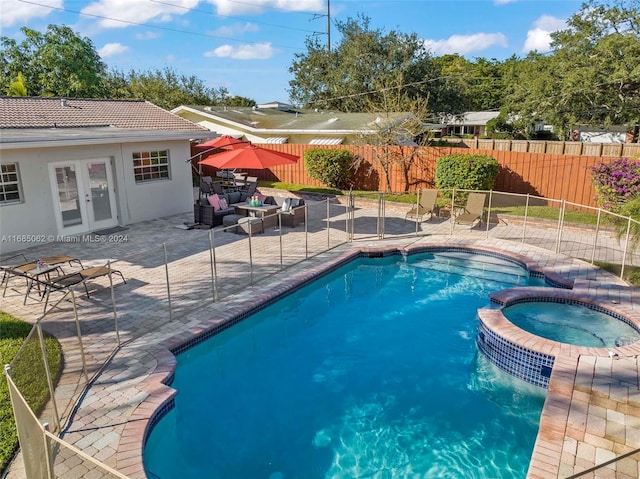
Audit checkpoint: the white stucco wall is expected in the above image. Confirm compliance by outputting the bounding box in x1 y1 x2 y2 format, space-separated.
0 140 193 255
579 131 626 143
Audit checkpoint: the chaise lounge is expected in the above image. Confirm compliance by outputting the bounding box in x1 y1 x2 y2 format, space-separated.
405 189 438 222
40 264 126 311
455 193 487 227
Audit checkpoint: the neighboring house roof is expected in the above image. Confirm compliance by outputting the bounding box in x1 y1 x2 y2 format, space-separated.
0 97 212 148
172 104 416 135
441 111 500 126
0 97 204 130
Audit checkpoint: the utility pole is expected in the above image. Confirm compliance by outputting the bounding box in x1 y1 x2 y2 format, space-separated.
326 0 331 52
312 0 331 52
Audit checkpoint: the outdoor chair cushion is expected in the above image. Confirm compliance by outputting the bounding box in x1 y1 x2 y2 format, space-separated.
228 191 242 204
208 194 221 210
262 196 305 227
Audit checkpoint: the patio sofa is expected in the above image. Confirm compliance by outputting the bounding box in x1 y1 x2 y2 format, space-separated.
194 191 251 227
263 196 306 228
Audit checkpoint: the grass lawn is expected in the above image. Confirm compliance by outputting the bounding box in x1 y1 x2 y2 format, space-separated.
0 311 63 474
261 181 606 222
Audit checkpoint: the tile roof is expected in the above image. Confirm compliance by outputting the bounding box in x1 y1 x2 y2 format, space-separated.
0 97 208 131
0 127 209 146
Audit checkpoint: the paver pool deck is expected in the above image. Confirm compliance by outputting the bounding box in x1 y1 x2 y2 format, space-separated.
2 194 639 479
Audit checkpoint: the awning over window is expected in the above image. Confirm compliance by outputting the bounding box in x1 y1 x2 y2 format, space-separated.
308 137 345 145
264 136 289 144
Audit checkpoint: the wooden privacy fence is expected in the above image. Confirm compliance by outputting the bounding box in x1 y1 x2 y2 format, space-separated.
438 138 640 157
194 143 638 208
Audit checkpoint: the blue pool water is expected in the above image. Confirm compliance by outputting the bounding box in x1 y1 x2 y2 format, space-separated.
503 301 640 348
144 252 546 478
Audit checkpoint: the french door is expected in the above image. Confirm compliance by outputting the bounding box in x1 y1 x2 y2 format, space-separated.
49 158 118 235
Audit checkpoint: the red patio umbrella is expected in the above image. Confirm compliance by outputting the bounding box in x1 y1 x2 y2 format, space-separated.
194 135 248 151
198 144 299 170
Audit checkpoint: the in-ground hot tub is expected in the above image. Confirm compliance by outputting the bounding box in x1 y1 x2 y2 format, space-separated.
502 299 640 348
477 290 640 388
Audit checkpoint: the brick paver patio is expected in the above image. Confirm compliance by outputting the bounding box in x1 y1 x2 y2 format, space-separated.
2 191 639 478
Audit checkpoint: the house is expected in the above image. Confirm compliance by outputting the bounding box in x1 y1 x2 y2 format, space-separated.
440 111 500 137
0 97 214 254
569 126 629 143
172 101 433 145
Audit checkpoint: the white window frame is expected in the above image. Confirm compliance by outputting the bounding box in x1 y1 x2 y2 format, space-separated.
0 163 23 205
132 150 171 183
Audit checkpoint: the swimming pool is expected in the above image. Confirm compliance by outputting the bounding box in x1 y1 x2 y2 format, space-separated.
144 252 546 478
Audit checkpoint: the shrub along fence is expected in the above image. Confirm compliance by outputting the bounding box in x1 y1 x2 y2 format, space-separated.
195 144 634 208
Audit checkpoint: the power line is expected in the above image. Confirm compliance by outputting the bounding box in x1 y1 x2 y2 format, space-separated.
212 0 323 16
147 0 322 35
16 0 305 51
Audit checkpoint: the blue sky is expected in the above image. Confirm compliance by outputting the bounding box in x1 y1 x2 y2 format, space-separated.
1 0 584 104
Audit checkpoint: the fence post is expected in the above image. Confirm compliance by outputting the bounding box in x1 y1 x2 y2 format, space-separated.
305 205 309 259
208 229 218 301
591 209 602 264
345 194 349 239
42 422 55 479
522 194 530 243
68 288 89 382
248 226 254 285
555 200 565 254
620 217 632 279
485 190 493 237
326 198 330 249
414 189 420 236
36 322 61 433
345 191 353 242
107 261 120 347
279 213 284 269
163 243 173 322
449 188 456 235
378 192 385 239
344 191 354 242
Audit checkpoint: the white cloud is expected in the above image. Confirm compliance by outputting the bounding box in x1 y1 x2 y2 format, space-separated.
81 0 199 29
98 42 129 58
135 31 160 40
206 0 324 16
213 22 259 37
534 14 566 31
423 33 508 55
523 15 566 53
204 42 274 60
0 0 63 28
494 0 517 4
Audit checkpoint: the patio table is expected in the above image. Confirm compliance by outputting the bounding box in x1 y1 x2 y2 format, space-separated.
234 203 280 229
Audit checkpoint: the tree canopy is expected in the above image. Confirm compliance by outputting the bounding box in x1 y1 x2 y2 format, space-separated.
502 0 640 137
288 14 435 112
289 1 640 138
0 24 252 110
105 67 228 110
0 25 106 97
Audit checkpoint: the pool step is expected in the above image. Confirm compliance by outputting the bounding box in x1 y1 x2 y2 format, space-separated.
411 253 528 285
